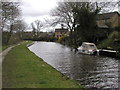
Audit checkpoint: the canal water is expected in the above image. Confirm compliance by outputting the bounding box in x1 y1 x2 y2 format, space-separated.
28 42 119 89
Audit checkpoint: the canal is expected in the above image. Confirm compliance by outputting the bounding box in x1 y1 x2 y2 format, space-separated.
28 42 119 89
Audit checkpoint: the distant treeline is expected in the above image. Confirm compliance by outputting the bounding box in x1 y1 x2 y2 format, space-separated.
2 31 56 45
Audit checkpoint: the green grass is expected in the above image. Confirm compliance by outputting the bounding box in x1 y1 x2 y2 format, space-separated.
0 45 9 52
2 41 84 88
0 47 1 52
2 45 10 51
1 41 29 52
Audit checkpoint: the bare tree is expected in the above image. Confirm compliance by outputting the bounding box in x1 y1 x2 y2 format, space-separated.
1 2 20 31
51 2 75 32
31 20 43 39
1 1 21 44
12 20 27 39
51 1 100 45
34 20 43 33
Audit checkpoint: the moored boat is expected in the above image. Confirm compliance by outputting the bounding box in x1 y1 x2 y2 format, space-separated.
78 42 99 55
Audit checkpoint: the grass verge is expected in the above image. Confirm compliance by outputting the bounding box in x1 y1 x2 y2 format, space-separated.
0 45 10 52
2 41 84 88
2 45 10 51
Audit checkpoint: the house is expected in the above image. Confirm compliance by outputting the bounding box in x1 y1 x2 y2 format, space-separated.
55 28 69 38
94 12 120 43
96 12 120 29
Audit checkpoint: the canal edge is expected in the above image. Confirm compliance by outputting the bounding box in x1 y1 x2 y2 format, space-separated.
26 44 84 88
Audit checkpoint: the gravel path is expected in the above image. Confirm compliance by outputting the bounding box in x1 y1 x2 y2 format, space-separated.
0 46 15 61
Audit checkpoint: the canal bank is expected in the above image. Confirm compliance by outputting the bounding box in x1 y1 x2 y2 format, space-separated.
2 41 83 88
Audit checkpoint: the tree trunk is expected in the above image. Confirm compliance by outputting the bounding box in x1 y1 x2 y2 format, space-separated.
6 24 13 44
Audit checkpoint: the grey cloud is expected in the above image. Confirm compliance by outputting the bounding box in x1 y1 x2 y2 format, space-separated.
22 10 49 17
20 2 50 17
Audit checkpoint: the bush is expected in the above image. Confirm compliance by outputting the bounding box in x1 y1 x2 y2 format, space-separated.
98 31 120 50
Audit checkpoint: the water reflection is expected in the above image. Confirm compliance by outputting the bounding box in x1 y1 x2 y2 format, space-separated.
28 42 119 89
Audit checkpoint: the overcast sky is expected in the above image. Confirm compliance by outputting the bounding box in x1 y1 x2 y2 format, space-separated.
20 0 59 31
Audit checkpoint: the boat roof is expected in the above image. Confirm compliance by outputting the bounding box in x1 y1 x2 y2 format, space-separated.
82 42 95 45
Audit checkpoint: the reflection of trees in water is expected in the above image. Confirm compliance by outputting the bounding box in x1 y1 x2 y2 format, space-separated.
69 55 98 79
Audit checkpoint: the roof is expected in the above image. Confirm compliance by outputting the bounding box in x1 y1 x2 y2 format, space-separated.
55 28 68 32
97 12 120 20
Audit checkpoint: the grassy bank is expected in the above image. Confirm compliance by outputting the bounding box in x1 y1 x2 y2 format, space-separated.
2 45 10 51
0 45 8 53
2 41 83 88
0 45 8 52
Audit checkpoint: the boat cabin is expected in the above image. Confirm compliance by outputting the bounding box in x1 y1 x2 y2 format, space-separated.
78 42 98 55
